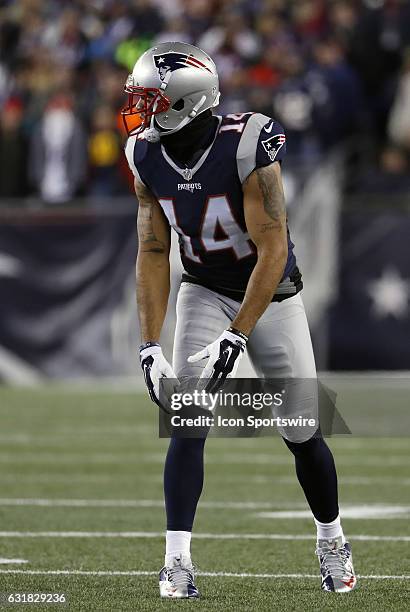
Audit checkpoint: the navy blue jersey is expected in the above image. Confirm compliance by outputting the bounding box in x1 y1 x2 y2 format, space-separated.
125 112 302 300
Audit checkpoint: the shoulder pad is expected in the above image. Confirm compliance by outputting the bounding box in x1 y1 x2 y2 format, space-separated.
124 135 148 183
219 112 254 131
236 114 286 183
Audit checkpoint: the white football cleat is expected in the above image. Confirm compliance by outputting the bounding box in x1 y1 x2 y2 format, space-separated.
316 536 357 592
159 554 200 598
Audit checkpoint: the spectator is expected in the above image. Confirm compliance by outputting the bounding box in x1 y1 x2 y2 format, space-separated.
0 0 409 199
198 11 260 61
29 94 87 204
388 49 410 151
329 0 359 48
152 17 193 46
0 97 27 198
308 37 363 149
273 50 318 159
357 144 410 194
246 45 282 88
42 7 87 68
88 104 122 196
290 0 327 41
131 0 164 37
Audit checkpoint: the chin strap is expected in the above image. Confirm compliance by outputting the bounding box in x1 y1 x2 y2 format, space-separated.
143 127 161 143
143 94 208 143
144 97 161 143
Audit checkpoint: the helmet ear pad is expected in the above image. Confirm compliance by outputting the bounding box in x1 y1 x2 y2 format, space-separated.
172 99 185 111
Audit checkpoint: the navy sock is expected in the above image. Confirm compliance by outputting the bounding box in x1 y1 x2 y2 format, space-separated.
283 435 339 523
164 438 206 531
164 435 338 530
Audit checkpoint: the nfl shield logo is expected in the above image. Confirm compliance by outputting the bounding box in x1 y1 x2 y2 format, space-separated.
182 168 193 182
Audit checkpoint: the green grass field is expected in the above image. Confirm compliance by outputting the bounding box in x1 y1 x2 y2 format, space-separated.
0 385 409 611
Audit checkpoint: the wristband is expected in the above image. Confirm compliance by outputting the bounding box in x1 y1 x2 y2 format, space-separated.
139 341 161 353
227 327 248 343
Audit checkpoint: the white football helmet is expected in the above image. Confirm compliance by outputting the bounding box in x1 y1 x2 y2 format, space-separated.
122 41 220 142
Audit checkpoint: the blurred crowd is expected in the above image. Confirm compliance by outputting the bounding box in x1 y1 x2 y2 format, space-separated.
1 0 410 203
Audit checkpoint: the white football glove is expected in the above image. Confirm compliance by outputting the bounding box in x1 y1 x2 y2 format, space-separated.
139 343 179 409
188 328 248 393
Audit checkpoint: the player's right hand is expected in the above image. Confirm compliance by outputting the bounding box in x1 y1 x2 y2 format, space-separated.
139 342 179 409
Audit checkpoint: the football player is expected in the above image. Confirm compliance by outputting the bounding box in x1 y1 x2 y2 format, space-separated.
122 42 357 598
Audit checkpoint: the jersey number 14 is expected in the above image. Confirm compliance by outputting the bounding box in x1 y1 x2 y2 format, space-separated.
159 196 253 263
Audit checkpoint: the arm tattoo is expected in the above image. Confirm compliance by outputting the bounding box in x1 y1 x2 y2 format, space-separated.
255 165 286 224
258 222 276 233
136 185 167 254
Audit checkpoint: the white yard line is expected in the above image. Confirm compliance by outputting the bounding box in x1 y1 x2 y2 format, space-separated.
1 499 410 518
1 498 409 520
256 504 410 520
0 559 28 564
1 474 409 487
276 476 410 486
0 569 408 580
0 531 407 542
0 498 306 510
0 474 127 483
0 453 408 466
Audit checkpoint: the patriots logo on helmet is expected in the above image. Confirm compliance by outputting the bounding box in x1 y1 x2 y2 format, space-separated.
261 134 286 162
153 52 212 81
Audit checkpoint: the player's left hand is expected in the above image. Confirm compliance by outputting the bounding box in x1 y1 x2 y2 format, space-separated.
187 328 248 393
